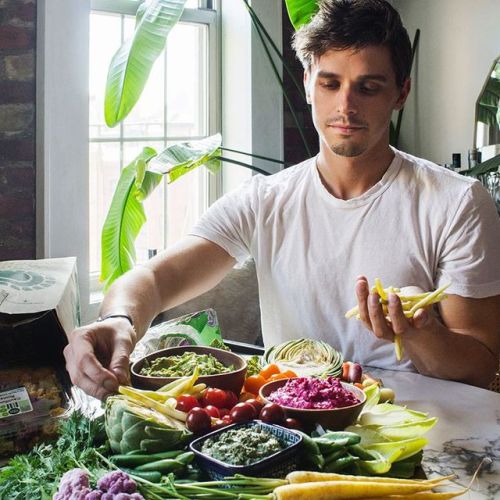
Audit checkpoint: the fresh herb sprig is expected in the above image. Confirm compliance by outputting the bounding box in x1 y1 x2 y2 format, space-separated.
0 411 108 499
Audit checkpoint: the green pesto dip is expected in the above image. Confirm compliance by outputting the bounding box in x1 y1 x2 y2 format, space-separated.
201 427 284 466
140 351 233 377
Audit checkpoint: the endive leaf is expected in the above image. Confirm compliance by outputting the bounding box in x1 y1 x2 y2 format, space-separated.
149 133 222 182
359 403 428 426
284 0 319 31
105 0 187 127
100 147 159 291
360 383 380 413
374 417 438 441
365 437 428 463
344 425 388 446
356 449 393 475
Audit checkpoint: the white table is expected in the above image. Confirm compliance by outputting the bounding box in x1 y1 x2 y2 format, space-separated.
369 368 500 499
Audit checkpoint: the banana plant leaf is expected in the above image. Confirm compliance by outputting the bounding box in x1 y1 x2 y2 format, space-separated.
284 0 319 31
476 76 500 128
100 135 222 291
462 152 500 177
100 147 160 291
104 0 187 127
149 133 222 182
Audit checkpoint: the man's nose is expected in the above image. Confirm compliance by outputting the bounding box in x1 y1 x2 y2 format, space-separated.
337 86 357 115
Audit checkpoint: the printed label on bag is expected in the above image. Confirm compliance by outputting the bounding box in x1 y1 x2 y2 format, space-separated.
0 387 33 419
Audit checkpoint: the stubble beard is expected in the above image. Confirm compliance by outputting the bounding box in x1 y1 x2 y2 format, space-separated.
330 141 366 157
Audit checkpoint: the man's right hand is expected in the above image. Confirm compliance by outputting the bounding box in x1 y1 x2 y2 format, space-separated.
63 317 136 401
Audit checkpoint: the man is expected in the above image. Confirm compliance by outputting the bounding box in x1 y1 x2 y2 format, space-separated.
64 0 500 400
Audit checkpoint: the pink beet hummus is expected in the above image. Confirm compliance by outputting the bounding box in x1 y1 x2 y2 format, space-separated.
267 376 360 409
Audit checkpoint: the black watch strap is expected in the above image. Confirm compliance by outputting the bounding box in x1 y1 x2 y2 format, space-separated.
97 313 134 327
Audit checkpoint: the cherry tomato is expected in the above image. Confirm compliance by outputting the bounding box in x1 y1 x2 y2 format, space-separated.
230 402 257 423
221 414 232 425
202 388 228 409
259 363 281 380
218 408 230 418
186 407 211 434
284 417 303 430
212 418 229 430
176 394 199 413
204 405 220 419
244 375 267 394
245 398 264 414
259 403 285 424
224 391 238 409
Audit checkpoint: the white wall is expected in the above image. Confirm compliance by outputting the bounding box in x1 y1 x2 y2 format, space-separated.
393 0 500 166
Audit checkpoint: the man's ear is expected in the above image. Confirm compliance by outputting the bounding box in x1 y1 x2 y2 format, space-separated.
304 70 311 104
395 78 411 110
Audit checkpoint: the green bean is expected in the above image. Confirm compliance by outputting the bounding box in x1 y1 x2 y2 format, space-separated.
136 458 186 473
110 450 186 467
120 467 163 483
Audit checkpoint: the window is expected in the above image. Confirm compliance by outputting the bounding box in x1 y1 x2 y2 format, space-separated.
89 0 220 294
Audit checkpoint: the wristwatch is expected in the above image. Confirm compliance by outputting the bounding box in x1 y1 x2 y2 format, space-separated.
96 313 134 328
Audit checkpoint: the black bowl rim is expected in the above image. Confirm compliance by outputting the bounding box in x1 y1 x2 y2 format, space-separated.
131 345 247 381
189 420 303 471
259 377 367 412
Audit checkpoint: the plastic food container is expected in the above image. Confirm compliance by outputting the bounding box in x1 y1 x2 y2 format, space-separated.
189 420 303 480
0 366 75 460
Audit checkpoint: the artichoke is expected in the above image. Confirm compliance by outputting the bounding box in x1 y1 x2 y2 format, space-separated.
263 338 343 378
105 396 191 454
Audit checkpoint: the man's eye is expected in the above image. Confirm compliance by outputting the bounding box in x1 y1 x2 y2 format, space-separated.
360 84 380 94
320 82 339 90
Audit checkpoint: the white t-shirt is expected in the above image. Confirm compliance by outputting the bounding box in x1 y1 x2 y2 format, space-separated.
190 148 500 371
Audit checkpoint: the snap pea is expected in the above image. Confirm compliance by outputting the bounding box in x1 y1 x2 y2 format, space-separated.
315 437 350 453
323 448 348 466
174 451 195 465
120 467 163 483
297 432 324 469
324 454 359 473
348 444 376 460
110 450 186 467
320 431 361 446
136 458 186 473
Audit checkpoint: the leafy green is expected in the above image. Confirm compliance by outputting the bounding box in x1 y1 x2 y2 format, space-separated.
0 411 107 500
284 0 319 30
246 355 263 377
105 0 187 126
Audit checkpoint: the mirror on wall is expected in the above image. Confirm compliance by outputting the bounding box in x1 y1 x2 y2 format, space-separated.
474 56 500 159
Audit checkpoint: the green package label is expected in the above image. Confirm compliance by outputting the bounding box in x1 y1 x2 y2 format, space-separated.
0 387 33 419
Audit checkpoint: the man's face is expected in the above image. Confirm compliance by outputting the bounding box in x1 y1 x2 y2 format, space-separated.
304 45 410 158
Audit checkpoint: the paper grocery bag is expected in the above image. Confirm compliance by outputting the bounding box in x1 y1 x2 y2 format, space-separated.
0 257 80 368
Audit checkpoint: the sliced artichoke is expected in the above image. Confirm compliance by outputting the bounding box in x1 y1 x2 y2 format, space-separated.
263 338 343 378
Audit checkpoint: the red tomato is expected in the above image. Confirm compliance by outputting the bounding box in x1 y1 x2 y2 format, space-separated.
224 391 239 409
239 391 257 402
176 395 199 413
259 403 285 424
202 388 228 409
230 402 257 423
245 398 264 414
204 405 220 419
186 407 211 434
218 408 230 418
221 414 233 425
212 418 229 430
284 417 303 430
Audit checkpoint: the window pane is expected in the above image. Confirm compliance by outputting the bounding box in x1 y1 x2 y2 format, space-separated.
89 12 122 139
166 23 208 137
89 142 121 274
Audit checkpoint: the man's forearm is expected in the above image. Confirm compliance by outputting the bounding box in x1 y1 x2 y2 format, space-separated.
100 265 162 341
404 322 498 388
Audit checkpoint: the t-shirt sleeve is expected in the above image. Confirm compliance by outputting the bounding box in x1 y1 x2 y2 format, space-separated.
188 176 261 264
436 180 500 298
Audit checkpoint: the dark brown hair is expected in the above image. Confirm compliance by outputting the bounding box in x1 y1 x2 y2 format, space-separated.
292 0 412 87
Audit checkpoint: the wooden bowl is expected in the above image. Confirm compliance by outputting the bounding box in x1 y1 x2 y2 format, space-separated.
131 345 247 395
259 378 366 430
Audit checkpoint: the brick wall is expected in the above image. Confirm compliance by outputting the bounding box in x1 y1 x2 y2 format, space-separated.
281 4 318 167
0 0 36 260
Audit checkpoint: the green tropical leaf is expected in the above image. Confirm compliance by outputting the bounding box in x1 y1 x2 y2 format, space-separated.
284 0 319 31
100 147 160 291
149 133 222 182
104 0 187 127
477 76 500 127
462 152 500 177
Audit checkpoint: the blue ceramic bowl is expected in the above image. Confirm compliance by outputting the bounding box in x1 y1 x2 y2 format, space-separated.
189 420 303 480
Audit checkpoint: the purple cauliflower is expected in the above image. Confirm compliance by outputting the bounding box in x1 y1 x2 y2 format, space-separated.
84 491 103 500
53 468 91 500
97 471 142 500
101 495 144 500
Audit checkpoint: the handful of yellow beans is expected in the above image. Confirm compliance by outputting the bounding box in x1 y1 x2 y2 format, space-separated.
345 279 450 361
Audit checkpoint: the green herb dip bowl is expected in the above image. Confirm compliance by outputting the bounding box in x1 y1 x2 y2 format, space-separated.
130 345 247 394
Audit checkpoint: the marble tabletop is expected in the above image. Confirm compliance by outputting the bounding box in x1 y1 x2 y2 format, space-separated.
368 368 500 500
